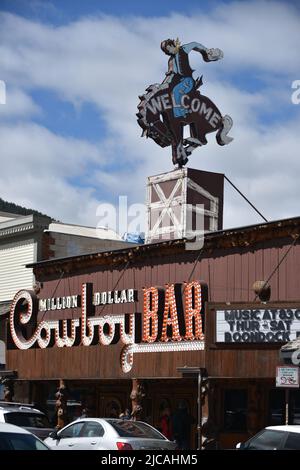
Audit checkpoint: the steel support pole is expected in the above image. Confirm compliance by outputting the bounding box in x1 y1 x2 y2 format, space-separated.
285 389 289 425
197 371 202 450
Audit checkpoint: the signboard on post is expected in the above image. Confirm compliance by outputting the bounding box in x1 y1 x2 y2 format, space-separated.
276 366 300 388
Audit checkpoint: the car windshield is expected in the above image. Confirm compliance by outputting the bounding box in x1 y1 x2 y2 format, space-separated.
107 420 165 439
5 412 51 428
245 429 285 450
0 432 49 450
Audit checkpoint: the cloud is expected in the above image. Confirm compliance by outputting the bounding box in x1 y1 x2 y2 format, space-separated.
0 1 299 232
0 122 105 224
0 88 41 120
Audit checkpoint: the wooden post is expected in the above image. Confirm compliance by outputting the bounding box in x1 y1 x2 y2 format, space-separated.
55 379 69 430
130 378 145 421
1 377 14 402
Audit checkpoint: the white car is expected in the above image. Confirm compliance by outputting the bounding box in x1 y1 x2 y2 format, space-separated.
0 401 54 439
0 422 50 450
236 425 300 450
45 418 177 450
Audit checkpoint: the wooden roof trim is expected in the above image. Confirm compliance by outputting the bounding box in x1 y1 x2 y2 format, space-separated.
29 216 300 276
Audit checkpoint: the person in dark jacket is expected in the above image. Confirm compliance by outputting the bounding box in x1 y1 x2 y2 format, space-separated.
172 401 195 449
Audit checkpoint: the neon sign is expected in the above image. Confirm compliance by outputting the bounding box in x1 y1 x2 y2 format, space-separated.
10 281 206 373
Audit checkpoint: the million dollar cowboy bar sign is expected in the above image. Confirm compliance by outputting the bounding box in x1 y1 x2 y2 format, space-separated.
9 281 206 373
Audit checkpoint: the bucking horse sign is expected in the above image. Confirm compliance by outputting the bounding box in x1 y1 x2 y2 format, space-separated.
137 38 233 167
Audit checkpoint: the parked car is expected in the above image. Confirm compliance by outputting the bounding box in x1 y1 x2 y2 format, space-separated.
0 422 50 450
45 418 177 450
236 425 300 450
0 401 54 440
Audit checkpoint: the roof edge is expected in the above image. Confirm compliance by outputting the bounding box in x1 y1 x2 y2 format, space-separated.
27 215 300 274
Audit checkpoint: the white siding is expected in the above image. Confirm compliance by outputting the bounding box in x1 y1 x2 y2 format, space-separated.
48 222 122 240
0 241 35 301
0 215 16 223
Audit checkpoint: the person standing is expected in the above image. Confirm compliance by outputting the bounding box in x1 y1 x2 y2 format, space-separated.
160 407 173 441
80 407 89 419
119 408 132 420
172 401 195 449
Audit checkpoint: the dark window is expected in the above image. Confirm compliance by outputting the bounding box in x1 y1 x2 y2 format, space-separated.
290 390 300 425
0 435 12 450
246 429 285 450
81 421 104 438
284 432 300 450
0 433 48 450
5 412 50 428
59 422 85 439
269 389 300 425
107 420 165 439
223 389 247 432
268 389 285 425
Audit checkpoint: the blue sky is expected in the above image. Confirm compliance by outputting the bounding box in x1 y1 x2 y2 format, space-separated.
0 0 299 232
1 0 230 23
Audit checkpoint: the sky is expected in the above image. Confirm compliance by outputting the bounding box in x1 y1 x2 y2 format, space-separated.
0 0 299 235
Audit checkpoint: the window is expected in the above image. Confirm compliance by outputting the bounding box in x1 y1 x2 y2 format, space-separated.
246 429 285 450
0 433 48 450
269 389 300 425
268 389 285 425
283 432 300 450
59 422 85 439
5 412 51 428
107 420 165 439
290 390 300 425
223 389 247 432
82 422 104 438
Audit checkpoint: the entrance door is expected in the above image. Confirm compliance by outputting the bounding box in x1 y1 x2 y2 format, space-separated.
96 381 131 418
151 381 197 449
98 395 124 418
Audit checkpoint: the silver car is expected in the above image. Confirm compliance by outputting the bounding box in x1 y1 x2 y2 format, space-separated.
236 425 300 450
0 401 54 440
45 418 177 450
0 422 50 450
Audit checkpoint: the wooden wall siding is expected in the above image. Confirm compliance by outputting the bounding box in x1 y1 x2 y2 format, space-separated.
7 237 300 380
7 347 205 380
205 348 280 379
32 239 300 308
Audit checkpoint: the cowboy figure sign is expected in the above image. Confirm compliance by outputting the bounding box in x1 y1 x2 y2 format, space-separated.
137 38 233 167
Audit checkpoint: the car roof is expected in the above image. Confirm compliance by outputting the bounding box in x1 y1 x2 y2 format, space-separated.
0 404 44 414
70 418 148 424
266 425 300 433
0 422 31 434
